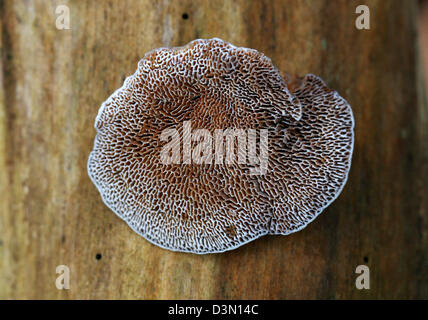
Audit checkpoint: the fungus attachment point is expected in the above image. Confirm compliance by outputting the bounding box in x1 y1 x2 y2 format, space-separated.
88 38 354 254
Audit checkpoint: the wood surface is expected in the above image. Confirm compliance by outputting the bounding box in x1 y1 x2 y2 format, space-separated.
0 0 427 299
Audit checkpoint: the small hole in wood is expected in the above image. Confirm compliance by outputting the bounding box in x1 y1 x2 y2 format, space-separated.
96 253 102 260
182 13 189 20
363 256 369 263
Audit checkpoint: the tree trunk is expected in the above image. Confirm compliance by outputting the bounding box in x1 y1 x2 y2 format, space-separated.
0 0 427 299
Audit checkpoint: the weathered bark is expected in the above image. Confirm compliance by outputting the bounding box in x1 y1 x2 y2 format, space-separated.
0 0 427 299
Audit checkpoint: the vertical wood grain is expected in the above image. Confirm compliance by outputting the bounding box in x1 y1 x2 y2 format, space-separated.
0 0 427 299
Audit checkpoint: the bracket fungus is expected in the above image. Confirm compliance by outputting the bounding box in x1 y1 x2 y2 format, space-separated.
88 38 354 254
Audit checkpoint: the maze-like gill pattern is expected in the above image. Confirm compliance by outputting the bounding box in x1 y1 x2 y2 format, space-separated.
87 38 354 254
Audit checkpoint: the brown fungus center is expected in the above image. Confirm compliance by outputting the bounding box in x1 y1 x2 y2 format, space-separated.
88 38 354 254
